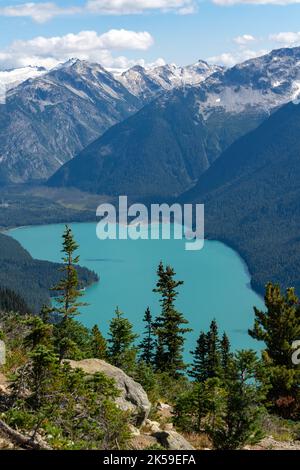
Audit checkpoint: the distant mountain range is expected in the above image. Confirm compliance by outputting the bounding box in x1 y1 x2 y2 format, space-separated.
180 100 300 293
116 60 223 102
0 59 219 185
48 47 300 198
2 46 300 197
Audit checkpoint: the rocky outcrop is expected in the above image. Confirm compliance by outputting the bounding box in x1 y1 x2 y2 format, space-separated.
138 419 195 450
245 436 300 451
67 359 151 426
152 430 195 450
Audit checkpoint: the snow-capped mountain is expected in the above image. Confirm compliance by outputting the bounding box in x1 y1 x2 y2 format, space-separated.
3 48 300 188
196 46 300 116
0 58 222 184
48 47 300 199
0 59 141 184
116 61 223 102
0 66 47 92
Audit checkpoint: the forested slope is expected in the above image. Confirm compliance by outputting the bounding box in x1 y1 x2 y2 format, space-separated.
180 101 300 293
0 232 98 312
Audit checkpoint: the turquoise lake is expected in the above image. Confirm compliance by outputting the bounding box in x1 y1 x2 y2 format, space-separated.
10 222 264 359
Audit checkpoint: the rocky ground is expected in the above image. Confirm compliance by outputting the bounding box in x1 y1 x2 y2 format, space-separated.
246 437 300 451
0 360 299 451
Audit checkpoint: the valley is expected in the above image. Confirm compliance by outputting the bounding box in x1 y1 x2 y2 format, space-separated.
1 4 300 456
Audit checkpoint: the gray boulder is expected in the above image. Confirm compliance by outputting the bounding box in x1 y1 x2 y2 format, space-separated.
153 430 195 450
67 359 151 426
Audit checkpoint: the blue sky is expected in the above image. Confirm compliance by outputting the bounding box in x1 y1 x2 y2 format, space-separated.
1 0 300 70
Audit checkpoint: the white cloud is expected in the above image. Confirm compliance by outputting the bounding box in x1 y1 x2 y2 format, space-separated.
0 0 197 23
0 2 80 23
0 29 155 70
213 0 300 4
270 32 300 46
207 48 267 66
86 0 196 14
234 34 256 45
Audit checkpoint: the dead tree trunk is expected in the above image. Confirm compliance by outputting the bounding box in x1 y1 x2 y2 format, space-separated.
0 418 52 450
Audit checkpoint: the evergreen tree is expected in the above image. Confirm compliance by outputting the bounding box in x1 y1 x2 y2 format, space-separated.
174 349 265 449
108 307 138 372
173 382 207 432
189 331 208 383
206 320 221 379
51 226 87 360
24 316 53 351
220 332 231 375
27 346 59 409
153 262 191 377
52 225 86 320
206 350 264 450
190 322 231 383
139 307 155 365
91 325 108 360
40 304 51 324
176 351 264 450
249 283 300 418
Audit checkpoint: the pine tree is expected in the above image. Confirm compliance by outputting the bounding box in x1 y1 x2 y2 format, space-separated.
52 226 87 360
153 261 192 377
220 332 231 375
27 346 59 409
108 307 138 372
139 307 155 365
206 320 221 379
206 350 264 450
52 225 86 320
189 331 209 383
91 325 108 360
24 316 53 350
173 382 207 432
40 304 51 324
249 282 300 418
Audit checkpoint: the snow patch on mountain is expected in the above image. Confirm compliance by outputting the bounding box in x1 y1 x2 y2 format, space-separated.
193 47 300 117
0 66 47 92
116 61 223 100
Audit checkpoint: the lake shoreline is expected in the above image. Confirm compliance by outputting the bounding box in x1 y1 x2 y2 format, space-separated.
4 218 264 300
9 221 264 355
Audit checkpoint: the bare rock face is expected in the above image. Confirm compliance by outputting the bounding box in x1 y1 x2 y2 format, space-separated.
67 359 151 427
153 430 195 450
0 59 140 184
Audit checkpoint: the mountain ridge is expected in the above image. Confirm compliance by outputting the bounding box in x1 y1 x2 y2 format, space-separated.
0 59 141 184
48 47 300 198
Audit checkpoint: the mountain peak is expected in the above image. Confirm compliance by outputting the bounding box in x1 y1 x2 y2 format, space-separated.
57 58 107 74
117 60 219 101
